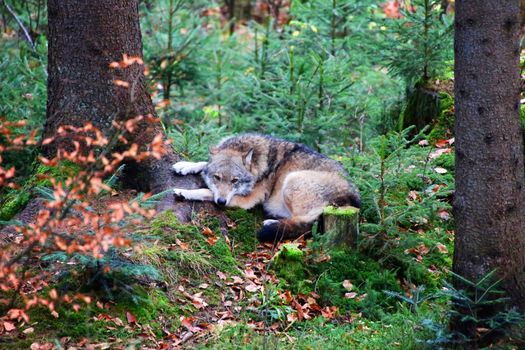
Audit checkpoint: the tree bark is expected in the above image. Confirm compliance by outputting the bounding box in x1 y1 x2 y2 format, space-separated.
321 206 359 249
43 0 207 220
452 0 525 343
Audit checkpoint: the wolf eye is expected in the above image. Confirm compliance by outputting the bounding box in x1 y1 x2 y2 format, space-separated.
214 174 221 181
231 178 239 184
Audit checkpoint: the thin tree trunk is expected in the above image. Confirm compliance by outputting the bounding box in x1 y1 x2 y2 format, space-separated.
452 0 525 344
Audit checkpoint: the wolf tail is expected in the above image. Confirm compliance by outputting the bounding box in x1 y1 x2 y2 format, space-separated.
256 218 314 243
257 183 361 243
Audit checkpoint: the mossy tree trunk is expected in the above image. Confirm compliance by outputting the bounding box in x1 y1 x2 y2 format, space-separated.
452 0 525 345
401 81 440 132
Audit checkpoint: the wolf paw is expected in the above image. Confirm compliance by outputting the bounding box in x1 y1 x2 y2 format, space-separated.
173 162 196 175
263 219 279 226
173 188 189 199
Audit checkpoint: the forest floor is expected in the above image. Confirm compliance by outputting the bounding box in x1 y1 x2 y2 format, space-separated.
0 199 442 350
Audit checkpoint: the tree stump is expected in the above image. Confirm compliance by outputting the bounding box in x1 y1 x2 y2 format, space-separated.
321 206 359 249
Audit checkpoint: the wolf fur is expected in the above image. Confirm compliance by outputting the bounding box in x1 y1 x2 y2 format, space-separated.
172 134 360 242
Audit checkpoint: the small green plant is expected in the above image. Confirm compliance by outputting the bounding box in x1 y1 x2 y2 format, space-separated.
422 270 525 348
380 0 453 87
384 284 435 314
342 127 453 289
43 248 161 302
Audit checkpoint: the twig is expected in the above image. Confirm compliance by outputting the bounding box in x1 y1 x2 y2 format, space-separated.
1 0 36 51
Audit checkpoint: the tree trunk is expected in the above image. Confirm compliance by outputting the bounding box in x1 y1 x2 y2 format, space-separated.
452 0 525 344
42 0 206 220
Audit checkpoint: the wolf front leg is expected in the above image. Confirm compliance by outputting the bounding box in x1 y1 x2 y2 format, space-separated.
173 188 214 202
172 161 208 175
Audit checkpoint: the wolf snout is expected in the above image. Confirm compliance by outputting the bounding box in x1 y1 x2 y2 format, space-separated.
216 198 227 206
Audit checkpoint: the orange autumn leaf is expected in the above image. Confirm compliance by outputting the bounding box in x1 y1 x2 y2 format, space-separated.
126 311 137 324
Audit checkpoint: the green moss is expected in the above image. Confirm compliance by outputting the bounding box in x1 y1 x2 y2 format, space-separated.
225 208 261 253
323 205 359 217
201 309 439 350
274 243 304 261
271 243 307 290
112 287 181 334
0 160 81 220
28 304 109 340
428 92 454 141
0 190 29 220
36 160 80 182
24 286 181 343
147 210 240 274
311 249 401 319
432 152 455 173
150 210 187 233
207 238 238 271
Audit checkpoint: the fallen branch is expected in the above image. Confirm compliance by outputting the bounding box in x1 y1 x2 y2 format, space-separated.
1 0 35 51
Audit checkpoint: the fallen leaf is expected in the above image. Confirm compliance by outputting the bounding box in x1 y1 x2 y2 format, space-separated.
245 283 260 293
206 236 219 245
181 317 201 333
175 238 190 250
49 289 58 300
244 268 257 280
281 290 294 303
321 306 338 319
356 293 368 302
314 253 331 263
190 293 208 309
437 210 450 221
202 227 214 236
436 243 449 254
126 311 137 324
345 292 358 299
342 280 353 291
287 313 298 322
435 139 449 148
231 276 244 285
429 148 452 160
3 321 15 332
407 191 420 201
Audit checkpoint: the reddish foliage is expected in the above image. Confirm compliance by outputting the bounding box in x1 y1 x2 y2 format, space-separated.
382 1 402 19
0 94 170 331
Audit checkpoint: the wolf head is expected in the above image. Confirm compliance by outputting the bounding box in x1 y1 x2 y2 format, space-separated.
202 147 255 206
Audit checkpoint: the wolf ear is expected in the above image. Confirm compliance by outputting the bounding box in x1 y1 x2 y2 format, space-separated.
209 146 219 155
243 149 254 167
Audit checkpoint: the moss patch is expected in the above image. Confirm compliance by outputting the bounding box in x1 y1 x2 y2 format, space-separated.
323 205 359 217
428 92 454 141
0 160 81 220
271 243 306 288
225 208 261 253
0 190 30 221
310 249 402 319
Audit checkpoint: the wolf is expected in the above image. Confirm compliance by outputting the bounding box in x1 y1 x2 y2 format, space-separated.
172 134 360 242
